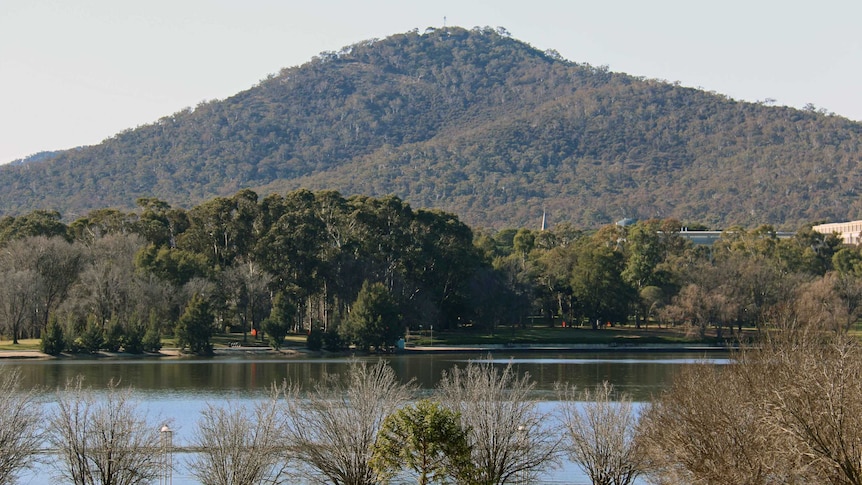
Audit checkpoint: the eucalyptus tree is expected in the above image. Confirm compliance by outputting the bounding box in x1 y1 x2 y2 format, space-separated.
255 190 327 331
570 238 636 328
0 209 68 246
405 209 480 330
179 190 259 270
133 197 188 248
219 260 273 340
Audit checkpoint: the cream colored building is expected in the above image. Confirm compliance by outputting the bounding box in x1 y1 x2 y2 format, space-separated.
812 220 862 245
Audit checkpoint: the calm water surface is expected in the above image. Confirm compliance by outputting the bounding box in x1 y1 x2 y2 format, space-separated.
3 351 728 485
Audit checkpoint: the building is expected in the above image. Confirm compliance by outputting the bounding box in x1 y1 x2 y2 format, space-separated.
812 220 862 245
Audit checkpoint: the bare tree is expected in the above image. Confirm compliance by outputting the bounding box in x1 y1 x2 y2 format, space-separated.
638 353 812 485
437 358 560 485
281 359 414 485
0 367 42 483
46 377 165 485
559 382 644 485
187 389 290 485
761 329 862 484
2 236 84 333
0 269 42 343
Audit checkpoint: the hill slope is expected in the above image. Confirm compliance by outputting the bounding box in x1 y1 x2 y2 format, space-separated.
2 26 861 229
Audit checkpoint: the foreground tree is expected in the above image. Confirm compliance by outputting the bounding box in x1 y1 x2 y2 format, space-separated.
636 311 862 485
371 399 473 485
187 391 289 485
47 378 164 485
282 360 414 485
559 382 644 485
638 359 795 485
761 327 862 484
0 368 42 483
437 359 560 485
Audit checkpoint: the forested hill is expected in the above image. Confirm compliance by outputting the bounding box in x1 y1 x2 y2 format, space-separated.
2 26 861 229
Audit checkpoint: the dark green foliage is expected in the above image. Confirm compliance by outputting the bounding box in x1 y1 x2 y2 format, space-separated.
0 210 70 246
323 329 346 351
306 328 323 351
121 325 145 354
41 316 65 356
340 281 403 351
142 323 163 353
261 291 293 350
372 399 474 485
103 318 123 352
175 294 214 355
135 245 209 286
1 28 860 230
77 318 104 354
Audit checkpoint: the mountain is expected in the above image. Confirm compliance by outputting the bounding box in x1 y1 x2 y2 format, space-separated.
1 26 861 229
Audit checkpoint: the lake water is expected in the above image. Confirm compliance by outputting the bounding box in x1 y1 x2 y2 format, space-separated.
3 351 728 484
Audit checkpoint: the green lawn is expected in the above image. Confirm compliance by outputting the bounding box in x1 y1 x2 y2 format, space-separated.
0 339 42 351
0 324 741 354
406 324 714 347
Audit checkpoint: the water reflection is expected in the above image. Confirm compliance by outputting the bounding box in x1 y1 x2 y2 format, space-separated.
3 351 724 402
4 351 724 485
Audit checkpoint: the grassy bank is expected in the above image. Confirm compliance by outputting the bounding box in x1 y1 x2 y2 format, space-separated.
0 324 736 354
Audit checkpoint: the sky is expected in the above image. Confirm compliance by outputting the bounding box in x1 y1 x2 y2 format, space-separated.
1 0 860 164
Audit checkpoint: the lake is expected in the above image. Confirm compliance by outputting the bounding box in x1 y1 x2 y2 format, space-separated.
3 351 728 484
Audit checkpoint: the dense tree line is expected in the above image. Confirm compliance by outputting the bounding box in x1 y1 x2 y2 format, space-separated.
1 27 861 230
0 190 485 353
2 188 861 354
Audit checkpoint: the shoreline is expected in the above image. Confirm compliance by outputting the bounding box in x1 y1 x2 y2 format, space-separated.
0 342 732 360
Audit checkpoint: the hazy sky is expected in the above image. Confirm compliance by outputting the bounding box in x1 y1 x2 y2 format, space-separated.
1 0 859 164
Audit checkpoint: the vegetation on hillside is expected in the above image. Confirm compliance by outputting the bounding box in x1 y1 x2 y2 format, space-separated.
0 27 860 229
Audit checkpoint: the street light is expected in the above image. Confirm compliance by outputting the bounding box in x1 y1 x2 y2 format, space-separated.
160 424 173 485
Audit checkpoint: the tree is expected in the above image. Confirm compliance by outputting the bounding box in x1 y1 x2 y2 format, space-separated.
47 378 165 485
221 260 273 340
0 368 43 483
41 315 66 355
570 240 636 328
282 360 414 485
175 293 214 355
559 382 645 485
340 281 402 351
0 269 42 343
637 359 792 485
371 399 473 485
437 359 560 485
187 392 289 485
262 291 294 350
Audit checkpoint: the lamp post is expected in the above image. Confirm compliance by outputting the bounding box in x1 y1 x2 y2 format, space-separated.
160 424 173 485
